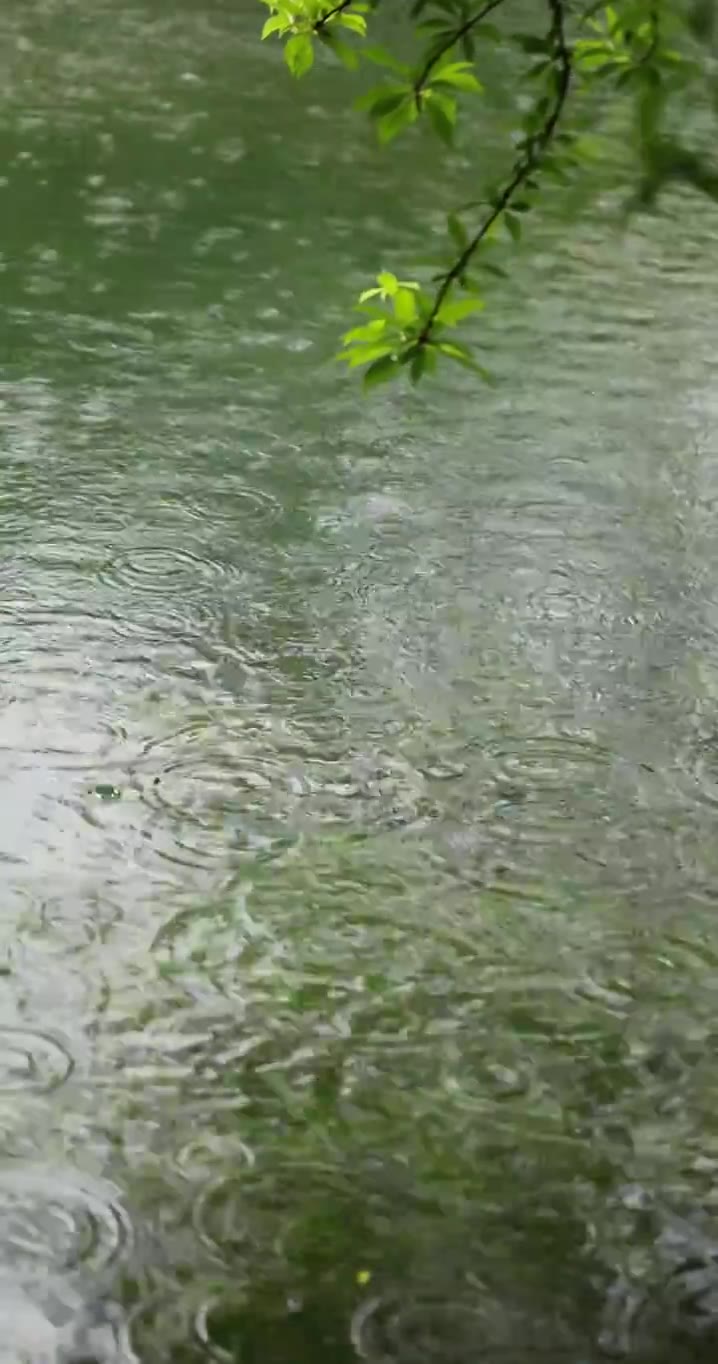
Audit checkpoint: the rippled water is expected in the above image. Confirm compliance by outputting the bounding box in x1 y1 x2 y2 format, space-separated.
3 1 718 1360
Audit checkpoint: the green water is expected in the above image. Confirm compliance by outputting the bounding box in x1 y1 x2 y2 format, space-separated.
4 2 718 1360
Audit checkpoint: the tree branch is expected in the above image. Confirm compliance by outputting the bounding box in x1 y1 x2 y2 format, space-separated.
314 0 356 31
419 0 572 342
414 0 509 95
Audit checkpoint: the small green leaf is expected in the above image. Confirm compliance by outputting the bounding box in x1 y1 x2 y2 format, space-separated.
437 341 494 381
504 212 522 243
426 94 455 145
481 262 508 279
338 343 394 368
369 92 409 118
342 318 388 343
410 348 426 383
355 84 407 113
321 32 359 68
338 12 367 35
261 15 287 39
431 62 483 93
377 270 398 295
363 354 401 389
447 213 467 250
513 33 551 55
393 286 418 325
474 22 501 42
285 33 314 77
363 45 409 74
377 98 417 143
436 297 485 326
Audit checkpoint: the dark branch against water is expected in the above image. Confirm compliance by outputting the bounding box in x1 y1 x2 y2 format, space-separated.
413 0 509 96
419 0 572 343
314 0 356 32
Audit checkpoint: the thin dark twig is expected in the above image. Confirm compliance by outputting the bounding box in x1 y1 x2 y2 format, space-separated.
419 0 572 342
414 0 508 94
314 0 356 31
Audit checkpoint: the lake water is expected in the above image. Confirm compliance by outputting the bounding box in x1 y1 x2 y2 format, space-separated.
3 2 718 1360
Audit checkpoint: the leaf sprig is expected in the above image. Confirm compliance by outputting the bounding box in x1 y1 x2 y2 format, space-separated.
260 0 716 388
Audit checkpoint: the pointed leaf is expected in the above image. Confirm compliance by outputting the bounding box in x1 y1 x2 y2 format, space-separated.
447 213 468 250
262 15 287 38
377 271 398 295
513 34 551 55
355 85 408 113
342 319 388 343
284 33 314 77
393 287 418 325
338 343 394 368
431 63 483 93
377 99 417 143
437 342 494 381
410 348 427 383
505 212 522 243
363 45 410 74
363 354 401 389
426 96 455 145
338 12 367 35
436 297 485 326
320 31 359 67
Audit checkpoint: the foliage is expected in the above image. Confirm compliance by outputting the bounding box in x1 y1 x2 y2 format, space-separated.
259 0 717 388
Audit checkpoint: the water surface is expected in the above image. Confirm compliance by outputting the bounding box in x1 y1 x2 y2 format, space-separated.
3 2 718 1360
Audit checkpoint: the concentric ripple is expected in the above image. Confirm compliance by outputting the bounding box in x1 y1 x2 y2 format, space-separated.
0 1166 132 1278
191 1172 254 1259
0 1026 74 1094
101 543 226 598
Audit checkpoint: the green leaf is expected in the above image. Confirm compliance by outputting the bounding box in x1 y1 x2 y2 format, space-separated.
369 92 409 118
377 99 417 143
447 212 468 250
337 342 395 367
437 341 494 381
474 22 501 42
322 33 359 68
377 270 398 295
435 297 485 326
284 33 314 77
513 34 551 55
342 318 388 343
363 354 401 388
261 15 287 38
355 85 408 114
363 45 410 74
410 348 426 383
338 12 367 35
393 286 418 325
431 62 483 93
504 212 522 243
481 262 508 279
426 93 455 145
